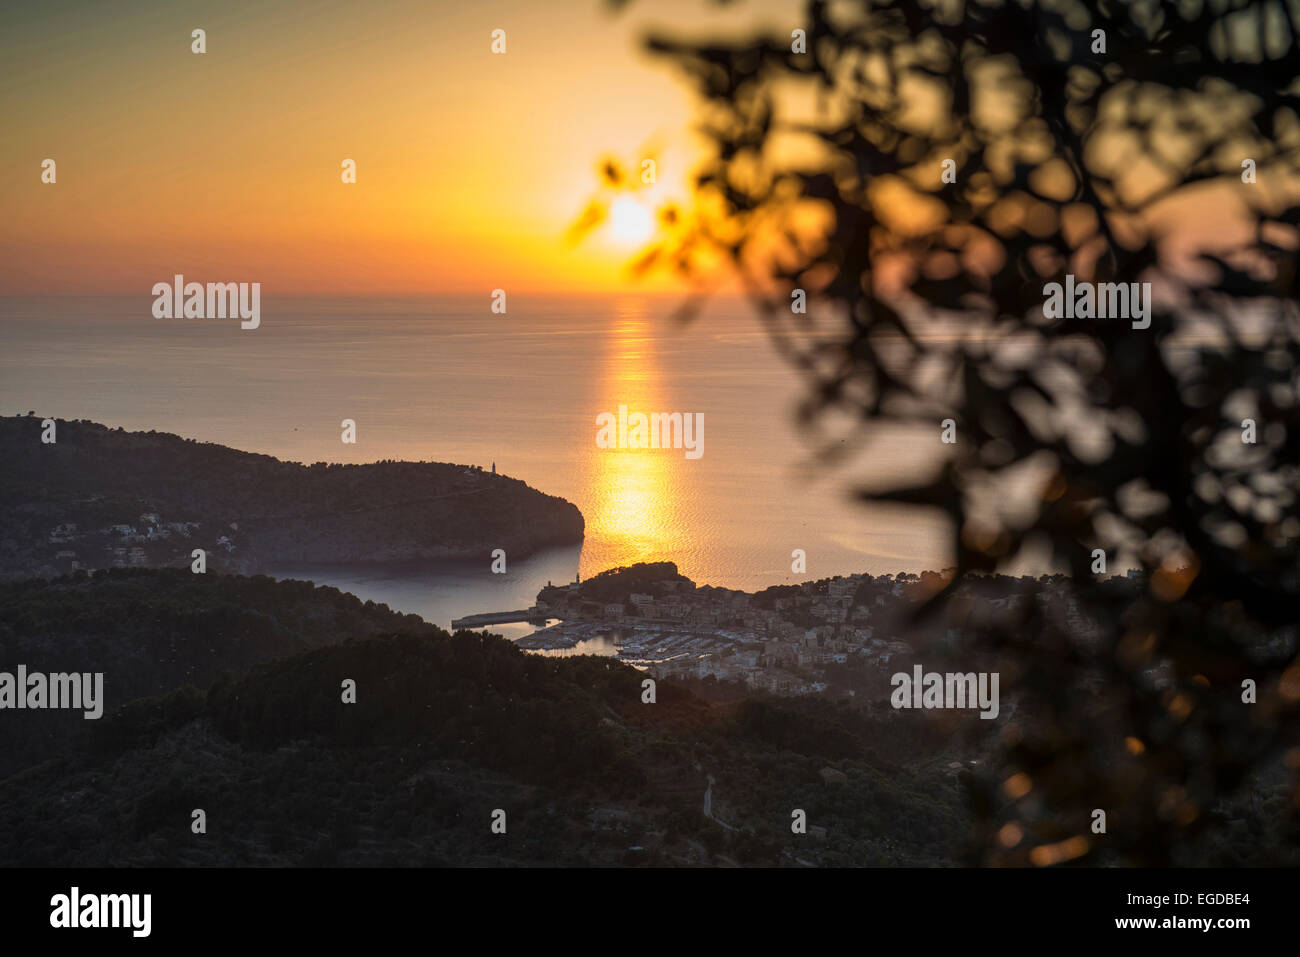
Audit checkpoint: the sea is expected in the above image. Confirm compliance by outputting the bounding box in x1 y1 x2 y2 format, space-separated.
1 293 954 636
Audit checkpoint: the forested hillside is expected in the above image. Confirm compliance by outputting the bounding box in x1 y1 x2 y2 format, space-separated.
0 568 434 777
0 416 584 578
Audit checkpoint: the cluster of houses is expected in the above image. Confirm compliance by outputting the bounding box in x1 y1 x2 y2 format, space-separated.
32 511 215 576
523 567 1123 698
527 572 926 696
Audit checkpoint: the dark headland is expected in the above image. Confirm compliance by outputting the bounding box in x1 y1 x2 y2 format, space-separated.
0 416 584 579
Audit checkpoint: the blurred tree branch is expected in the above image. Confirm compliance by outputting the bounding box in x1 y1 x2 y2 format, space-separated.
618 0 1300 864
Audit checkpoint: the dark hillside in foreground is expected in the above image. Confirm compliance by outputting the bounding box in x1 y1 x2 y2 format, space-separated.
1 571 1288 866
0 628 969 867
0 568 435 778
0 571 968 866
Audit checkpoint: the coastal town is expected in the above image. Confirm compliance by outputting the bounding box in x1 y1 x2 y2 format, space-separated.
512 562 1119 701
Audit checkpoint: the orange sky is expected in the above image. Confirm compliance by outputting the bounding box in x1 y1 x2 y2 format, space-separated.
0 0 798 295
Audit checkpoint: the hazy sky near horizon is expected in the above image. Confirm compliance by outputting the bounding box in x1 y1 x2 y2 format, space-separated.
1 0 797 295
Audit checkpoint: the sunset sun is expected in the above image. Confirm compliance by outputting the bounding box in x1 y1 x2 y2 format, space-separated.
607 196 654 245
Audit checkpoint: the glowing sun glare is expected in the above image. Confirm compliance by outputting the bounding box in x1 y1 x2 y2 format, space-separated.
607 197 654 245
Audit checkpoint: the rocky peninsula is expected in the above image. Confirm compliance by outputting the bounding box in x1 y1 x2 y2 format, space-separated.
0 416 584 579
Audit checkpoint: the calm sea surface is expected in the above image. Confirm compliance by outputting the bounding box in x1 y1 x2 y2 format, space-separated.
0 294 952 633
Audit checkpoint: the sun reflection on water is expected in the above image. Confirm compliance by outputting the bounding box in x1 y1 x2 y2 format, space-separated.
582 303 685 576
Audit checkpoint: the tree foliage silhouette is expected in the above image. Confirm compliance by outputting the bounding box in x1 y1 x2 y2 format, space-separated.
627 0 1300 864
